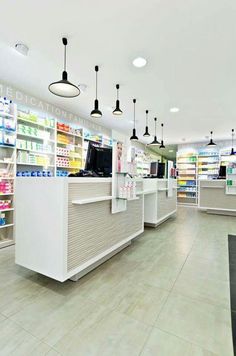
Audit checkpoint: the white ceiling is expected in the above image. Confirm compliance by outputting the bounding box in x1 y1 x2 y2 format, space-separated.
0 0 236 145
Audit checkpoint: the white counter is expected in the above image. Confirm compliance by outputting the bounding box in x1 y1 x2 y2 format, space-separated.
15 177 144 282
198 179 236 215
15 177 177 282
142 178 177 226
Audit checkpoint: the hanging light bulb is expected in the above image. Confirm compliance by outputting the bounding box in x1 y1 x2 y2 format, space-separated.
230 129 235 155
112 84 123 115
90 66 102 118
159 123 165 149
48 38 80 98
149 117 160 146
130 99 138 141
207 131 216 146
143 110 150 137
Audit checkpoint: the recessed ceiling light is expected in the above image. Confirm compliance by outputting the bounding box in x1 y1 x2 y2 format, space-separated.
14 43 29 56
169 150 174 152
170 107 179 113
132 57 147 68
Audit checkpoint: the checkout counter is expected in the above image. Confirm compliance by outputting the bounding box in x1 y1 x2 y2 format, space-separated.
15 177 177 282
198 179 236 215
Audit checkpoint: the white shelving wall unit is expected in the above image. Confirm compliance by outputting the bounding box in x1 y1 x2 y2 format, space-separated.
0 99 17 248
177 153 198 205
16 110 56 176
56 123 83 176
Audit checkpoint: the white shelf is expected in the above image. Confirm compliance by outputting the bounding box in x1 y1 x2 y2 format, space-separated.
0 177 14 180
0 144 15 149
57 129 82 138
0 223 14 229
158 188 168 191
72 195 113 205
56 165 80 169
0 239 14 248
17 132 54 142
0 208 14 212
0 160 14 164
18 117 55 130
17 147 54 155
0 193 14 196
17 162 54 167
0 112 14 118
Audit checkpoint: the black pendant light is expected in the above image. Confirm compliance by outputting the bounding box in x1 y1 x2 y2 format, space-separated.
113 84 123 115
230 129 235 155
48 38 80 98
207 131 216 146
159 123 165 149
143 110 150 137
149 117 160 146
90 66 102 118
130 99 138 141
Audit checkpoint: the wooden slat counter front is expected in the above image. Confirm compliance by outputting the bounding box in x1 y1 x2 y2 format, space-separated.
198 179 236 215
15 177 144 282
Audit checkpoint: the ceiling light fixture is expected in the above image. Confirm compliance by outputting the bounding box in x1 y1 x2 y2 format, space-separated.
132 57 147 68
149 117 160 146
48 38 80 98
90 65 102 118
112 84 123 116
143 110 150 137
15 43 29 56
207 131 216 146
159 123 165 149
130 99 138 141
230 129 235 155
170 107 179 113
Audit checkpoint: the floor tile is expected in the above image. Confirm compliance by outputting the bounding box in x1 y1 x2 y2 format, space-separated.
141 327 217 356
0 318 42 356
10 291 109 347
85 279 169 326
156 292 233 355
54 310 151 356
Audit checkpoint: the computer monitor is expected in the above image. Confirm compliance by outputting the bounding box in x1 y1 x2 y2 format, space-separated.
157 162 165 178
150 162 158 176
85 142 112 176
218 165 226 179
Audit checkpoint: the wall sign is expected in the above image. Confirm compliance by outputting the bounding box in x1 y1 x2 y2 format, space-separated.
0 80 111 136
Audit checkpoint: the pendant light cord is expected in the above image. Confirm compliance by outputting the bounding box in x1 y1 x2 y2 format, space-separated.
161 123 163 140
133 99 136 129
96 70 98 99
146 110 148 126
232 129 234 147
64 44 66 72
116 84 119 100
154 118 157 136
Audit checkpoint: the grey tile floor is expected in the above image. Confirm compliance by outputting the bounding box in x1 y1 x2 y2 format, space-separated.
0 207 235 355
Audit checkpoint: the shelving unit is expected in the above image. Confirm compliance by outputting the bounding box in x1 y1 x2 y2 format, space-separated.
177 153 198 205
56 122 83 177
226 164 236 195
0 98 17 248
16 110 56 177
197 151 220 180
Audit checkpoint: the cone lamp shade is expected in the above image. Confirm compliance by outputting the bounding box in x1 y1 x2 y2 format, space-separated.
113 84 123 115
48 38 80 98
149 117 160 146
207 131 216 146
143 110 150 137
159 123 165 149
230 129 235 155
90 66 102 118
130 99 138 141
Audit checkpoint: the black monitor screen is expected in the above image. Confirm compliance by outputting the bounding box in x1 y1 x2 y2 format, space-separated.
85 142 112 176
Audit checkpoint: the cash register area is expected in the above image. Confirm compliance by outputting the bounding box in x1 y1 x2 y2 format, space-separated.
0 2 236 354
